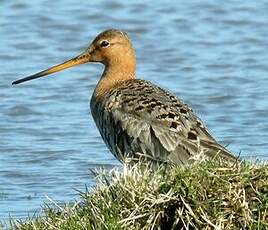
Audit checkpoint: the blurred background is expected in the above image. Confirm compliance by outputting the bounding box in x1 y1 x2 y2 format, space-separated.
1 0 268 223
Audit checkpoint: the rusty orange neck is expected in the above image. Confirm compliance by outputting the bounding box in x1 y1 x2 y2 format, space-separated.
93 50 136 99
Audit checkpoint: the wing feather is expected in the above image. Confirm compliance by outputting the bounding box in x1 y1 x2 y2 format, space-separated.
92 79 236 164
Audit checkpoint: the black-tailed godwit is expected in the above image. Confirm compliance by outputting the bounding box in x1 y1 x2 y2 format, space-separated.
12 29 237 164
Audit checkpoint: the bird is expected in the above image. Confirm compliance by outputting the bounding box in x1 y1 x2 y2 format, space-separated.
12 29 237 165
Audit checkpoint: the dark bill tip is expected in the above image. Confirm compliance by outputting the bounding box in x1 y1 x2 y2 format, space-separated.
12 71 48 85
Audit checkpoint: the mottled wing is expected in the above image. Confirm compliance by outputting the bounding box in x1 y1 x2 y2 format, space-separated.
98 79 236 164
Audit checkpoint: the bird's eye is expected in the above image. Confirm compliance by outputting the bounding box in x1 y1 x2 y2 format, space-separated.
100 40 110 48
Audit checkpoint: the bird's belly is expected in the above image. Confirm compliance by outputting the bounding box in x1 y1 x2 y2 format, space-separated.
94 117 136 162
90 99 131 162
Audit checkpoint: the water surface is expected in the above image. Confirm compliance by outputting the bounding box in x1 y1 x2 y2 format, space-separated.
1 0 268 223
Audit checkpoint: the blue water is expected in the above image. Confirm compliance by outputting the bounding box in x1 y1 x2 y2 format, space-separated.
1 0 268 224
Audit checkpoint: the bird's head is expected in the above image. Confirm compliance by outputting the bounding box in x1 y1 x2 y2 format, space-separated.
12 29 135 85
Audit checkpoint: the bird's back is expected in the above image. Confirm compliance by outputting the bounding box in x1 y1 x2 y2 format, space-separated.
90 79 236 164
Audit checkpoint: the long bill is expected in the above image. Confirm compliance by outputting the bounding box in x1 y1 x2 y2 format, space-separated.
12 52 90 85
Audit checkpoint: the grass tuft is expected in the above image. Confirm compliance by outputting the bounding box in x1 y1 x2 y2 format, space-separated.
12 160 268 230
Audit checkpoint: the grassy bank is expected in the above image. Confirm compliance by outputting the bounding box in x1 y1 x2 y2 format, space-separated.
12 160 267 230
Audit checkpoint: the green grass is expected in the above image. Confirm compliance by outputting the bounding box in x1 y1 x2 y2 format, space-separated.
11 160 268 230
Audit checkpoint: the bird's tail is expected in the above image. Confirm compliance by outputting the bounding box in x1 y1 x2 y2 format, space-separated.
201 140 239 163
